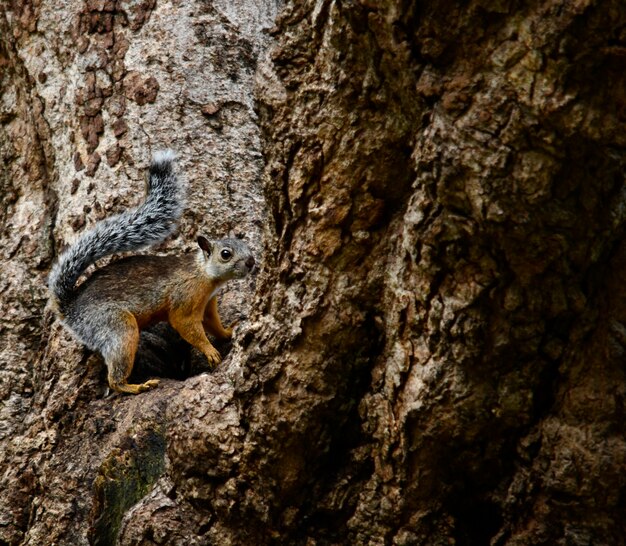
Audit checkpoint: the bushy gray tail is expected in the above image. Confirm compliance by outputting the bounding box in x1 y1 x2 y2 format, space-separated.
48 149 183 311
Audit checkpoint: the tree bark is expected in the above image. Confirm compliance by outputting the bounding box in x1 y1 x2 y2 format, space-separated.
2 1 626 545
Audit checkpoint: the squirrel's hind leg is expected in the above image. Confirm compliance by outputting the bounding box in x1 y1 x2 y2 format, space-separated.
101 310 160 394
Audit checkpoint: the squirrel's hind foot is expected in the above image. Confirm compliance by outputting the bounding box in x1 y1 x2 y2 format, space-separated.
109 378 160 395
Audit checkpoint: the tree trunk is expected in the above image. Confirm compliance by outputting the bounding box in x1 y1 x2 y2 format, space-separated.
2 1 626 545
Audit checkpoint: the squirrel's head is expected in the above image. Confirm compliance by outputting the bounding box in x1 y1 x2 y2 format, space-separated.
197 235 255 281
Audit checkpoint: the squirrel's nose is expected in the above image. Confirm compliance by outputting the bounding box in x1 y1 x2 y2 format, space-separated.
245 256 255 270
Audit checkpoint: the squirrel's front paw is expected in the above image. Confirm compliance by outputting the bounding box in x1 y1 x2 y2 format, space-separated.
223 326 234 339
205 346 222 367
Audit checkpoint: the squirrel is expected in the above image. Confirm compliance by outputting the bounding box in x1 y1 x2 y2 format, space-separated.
48 150 255 394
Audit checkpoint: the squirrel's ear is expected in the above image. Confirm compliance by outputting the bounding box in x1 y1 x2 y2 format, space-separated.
197 236 213 255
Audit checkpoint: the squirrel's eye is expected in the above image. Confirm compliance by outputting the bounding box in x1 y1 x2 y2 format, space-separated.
220 249 232 260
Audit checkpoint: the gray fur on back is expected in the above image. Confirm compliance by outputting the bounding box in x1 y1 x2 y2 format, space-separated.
48 149 183 311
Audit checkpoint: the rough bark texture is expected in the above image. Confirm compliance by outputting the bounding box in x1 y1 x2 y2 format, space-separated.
2 1 626 545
